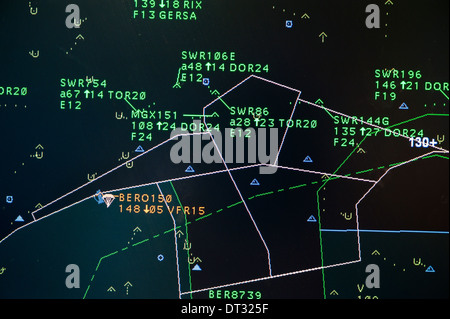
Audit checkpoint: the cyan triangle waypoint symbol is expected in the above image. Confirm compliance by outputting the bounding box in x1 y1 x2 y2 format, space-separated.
250 179 260 186
425 265 435 273
185 166 195 173
307 215 317 222
15 215 24 222
192 264 202 271
135 145 145 152
303 156 313 163
399 102 408 110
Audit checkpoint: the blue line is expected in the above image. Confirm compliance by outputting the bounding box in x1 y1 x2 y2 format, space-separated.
320 229 449 234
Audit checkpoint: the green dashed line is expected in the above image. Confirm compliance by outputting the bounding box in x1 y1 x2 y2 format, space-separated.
153 234 160 238
121 247 128 251
195 213 212 221
248 196 255 200
277 188 285 192
355 168 374 174
216 209 223 213
311 181 318 185
388 161 405 167
84 250 119 299
289 184 307 190
254 191 274 198
423 154 448 160
94 260 102 272
163 228 173 234
103 251 118 259
83 286 90 299
377 166 385 170
227 201 243 208
132 238 149 247
386 154 448 168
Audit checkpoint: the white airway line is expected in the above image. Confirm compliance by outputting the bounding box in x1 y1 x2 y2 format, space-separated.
0 160 375 245
353 149 445 260
264 164 377 183
101 160 376 196
103 163 265 194
251 74 302 93
180 259 361 296
202 129 273 277
0 194 91 244
29 131 210 218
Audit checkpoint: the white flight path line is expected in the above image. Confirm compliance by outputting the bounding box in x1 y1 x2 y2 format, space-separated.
265 164 377 183
103 163 265 194
251 74 302 93
354 149 445 260
1 164 262 244
30 131 210 219
103 162 375 195
0 195 93 244
180 259 360 296
156 182 182 299
0 160 377 245
202 128 273 277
